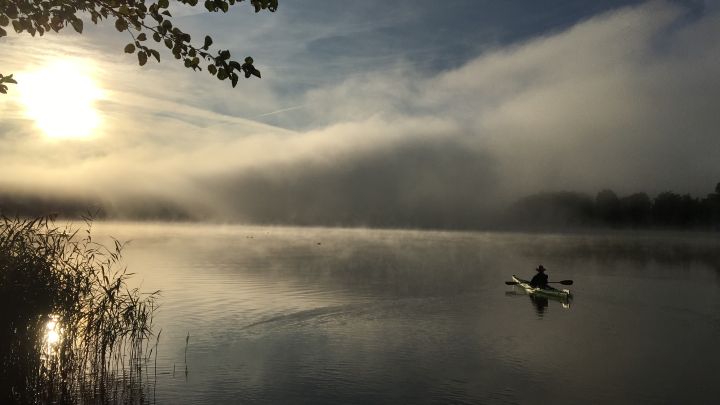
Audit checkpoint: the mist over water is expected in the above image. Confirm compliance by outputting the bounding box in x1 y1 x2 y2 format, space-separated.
93 222 720 404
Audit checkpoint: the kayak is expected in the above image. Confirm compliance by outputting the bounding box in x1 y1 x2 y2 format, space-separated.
512 275 572 300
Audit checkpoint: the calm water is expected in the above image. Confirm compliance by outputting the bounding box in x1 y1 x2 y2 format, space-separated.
93 222 720 404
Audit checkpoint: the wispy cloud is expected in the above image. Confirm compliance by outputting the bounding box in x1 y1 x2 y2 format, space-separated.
257 105 304 118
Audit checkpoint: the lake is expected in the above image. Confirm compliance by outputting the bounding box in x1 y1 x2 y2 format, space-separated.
93 222 720 404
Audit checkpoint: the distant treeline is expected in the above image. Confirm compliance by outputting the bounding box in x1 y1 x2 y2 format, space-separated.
0 193 193 221
508 183 720 230
0 193 103 219
2 184 720 231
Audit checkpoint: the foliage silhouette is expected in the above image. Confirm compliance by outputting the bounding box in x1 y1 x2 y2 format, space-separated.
1 183 720 231
0 215 159 403
510 183 720 230
595 189 622 225
0 0 278 93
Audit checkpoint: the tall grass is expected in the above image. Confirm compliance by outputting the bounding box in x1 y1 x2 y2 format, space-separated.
0 215 159 404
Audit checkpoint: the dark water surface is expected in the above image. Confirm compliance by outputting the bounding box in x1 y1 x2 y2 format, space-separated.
95 223 720 404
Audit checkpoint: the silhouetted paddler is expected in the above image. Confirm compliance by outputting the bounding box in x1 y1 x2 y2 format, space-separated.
529 265 549 288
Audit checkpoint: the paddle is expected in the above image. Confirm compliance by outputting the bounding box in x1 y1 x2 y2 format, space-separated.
505 280 573 286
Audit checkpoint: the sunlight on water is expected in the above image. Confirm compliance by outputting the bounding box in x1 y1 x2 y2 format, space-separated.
41 315 62 360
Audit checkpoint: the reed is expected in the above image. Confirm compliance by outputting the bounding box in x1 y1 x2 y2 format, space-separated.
0 215 159 404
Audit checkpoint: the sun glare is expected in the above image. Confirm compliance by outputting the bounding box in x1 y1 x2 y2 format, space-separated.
18 60 103 139
45 319 60 344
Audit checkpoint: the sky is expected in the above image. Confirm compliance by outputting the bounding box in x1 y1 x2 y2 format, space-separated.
0 0 719 226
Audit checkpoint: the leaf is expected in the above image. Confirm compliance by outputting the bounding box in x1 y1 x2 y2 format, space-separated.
251 68 261 78
115 19 127 32
137 33 147 41
203 35 212 50
0 15 9 27
230 72 238 88
0 27 6 38
124 43 136 53
229 61 241 71
3 74 16 84
208 65 217 75
138 51 148 66
153 32 161 42
70 18 83 33
0 85 7 94
150 49 161 62
6 6 18 20
159 0 170 8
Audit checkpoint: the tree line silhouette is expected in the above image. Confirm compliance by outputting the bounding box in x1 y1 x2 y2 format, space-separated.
509 182 720 229
1 183 720 230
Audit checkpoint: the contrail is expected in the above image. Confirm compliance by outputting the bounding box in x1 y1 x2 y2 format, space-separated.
257 105 304 117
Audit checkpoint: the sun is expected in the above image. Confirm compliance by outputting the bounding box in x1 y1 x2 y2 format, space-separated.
18 60 103 139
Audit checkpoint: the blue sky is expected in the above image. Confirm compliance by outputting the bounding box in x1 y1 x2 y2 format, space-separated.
1 1 719 224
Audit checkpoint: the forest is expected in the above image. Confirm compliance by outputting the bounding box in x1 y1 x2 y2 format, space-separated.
508 183 720 230
1 183 719 231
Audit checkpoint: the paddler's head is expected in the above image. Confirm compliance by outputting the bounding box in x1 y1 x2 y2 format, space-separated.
536 265 546 272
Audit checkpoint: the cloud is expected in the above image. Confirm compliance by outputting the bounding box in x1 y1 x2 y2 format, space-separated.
282 0 720 199
1 1 719 226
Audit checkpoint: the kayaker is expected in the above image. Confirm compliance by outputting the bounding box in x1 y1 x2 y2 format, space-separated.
529 265 549 288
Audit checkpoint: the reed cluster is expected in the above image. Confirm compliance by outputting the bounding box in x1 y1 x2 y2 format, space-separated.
0 216 159 404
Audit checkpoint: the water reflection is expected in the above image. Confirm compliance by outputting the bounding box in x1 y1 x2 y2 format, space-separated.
506 286 571 317
42 315 62 354
530 295 549 316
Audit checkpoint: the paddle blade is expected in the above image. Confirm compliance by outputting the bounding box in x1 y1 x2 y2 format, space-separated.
505 281 519 285
557 280 573 285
